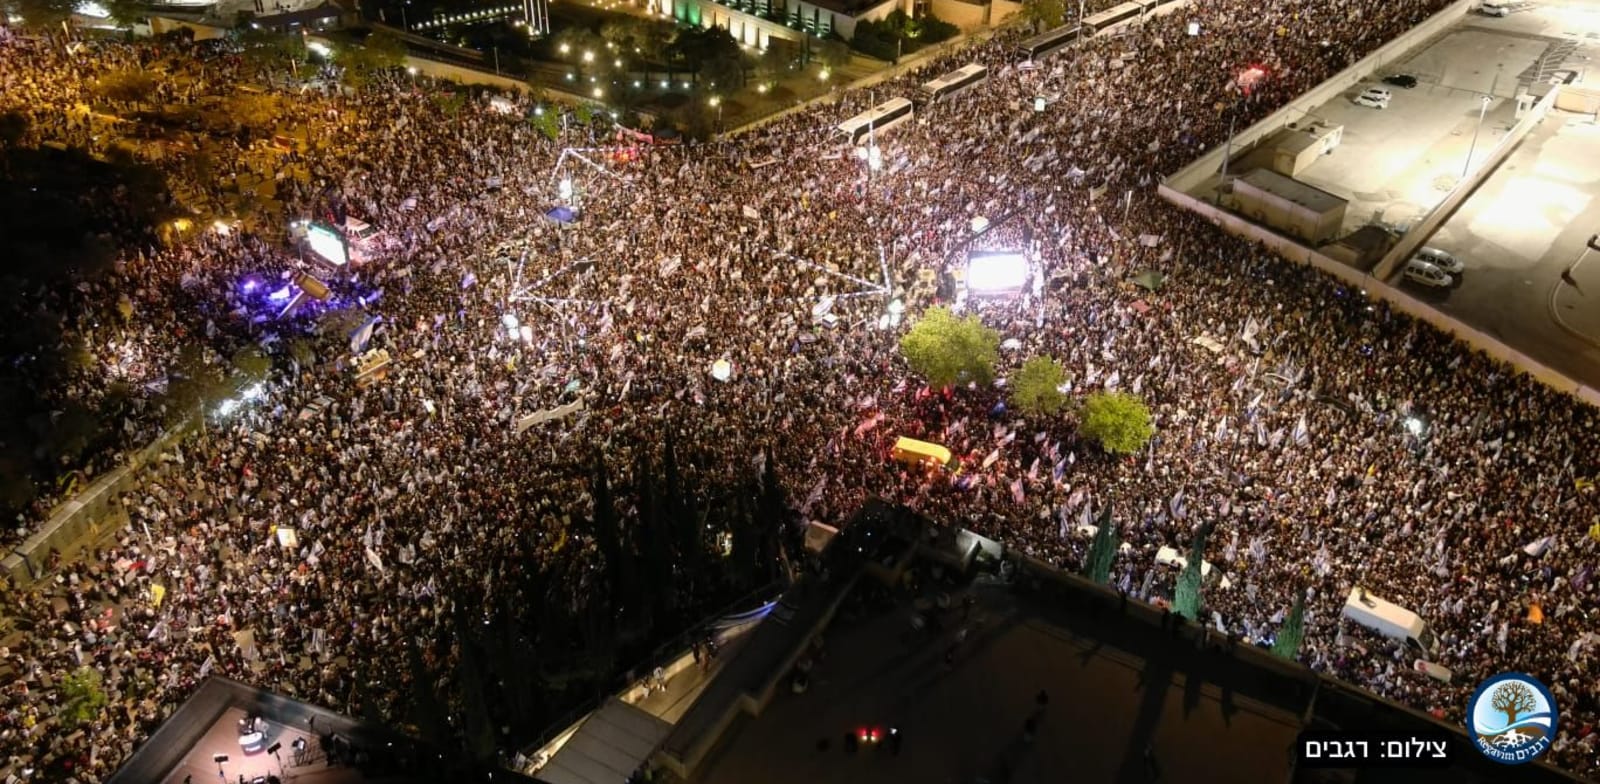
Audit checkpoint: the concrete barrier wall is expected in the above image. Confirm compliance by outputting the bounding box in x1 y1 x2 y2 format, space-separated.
2 419 193 587
1158 183 1600 408
1163 0 1475 195
1372 84 1560 278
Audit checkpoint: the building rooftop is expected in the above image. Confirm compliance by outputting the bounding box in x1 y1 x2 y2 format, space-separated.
108 677 547 784
1237 168 1348 214
670 512 1589 784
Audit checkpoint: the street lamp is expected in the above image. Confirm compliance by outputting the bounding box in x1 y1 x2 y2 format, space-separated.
709 95 723 132
560 42 570 54
1463 94 1492 179
1219 66 1268 189
583 50 594 63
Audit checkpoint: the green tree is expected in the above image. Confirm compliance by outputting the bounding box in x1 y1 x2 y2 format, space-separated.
95 69 159 110
337 31 406 87
899 306 1001 390
0 111 28 150
817 38 851 69
1172 523 1212 621
362 29 408 70
1272 592 1306 661
1011 356 1067 415
59 667 108 726
1081 503 1118 585
11 0 77 29
239 27 309 74
1078 391 1154 454
1019 0 1065 31
531 108 561 141
668 26 739 74
702 53 744 91
102 0 146 27
232 346 272 381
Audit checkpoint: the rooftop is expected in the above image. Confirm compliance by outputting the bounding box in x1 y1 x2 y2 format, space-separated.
1236 168 1349 215
670 513 1589 784
108 677 547 784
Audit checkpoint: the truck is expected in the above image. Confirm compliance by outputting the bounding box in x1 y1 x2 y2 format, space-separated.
1342 587 1438 657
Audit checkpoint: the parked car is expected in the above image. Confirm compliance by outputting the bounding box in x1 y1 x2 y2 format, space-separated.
1354 88 1392 109
1403 259 1454 288
1383 74 1419 88
1479 1 1510 16
1412 246 1463 274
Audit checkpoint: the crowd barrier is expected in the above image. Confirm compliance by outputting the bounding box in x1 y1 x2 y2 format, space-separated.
1 419 193 587
1157 184 1600 408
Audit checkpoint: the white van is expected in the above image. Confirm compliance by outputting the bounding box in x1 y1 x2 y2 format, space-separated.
1342 587 1438 656
1156 545 1233 589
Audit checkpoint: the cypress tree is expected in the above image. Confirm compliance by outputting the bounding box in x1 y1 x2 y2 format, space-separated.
1173 522 1212 621
1272 592 1306 661
1082 503 1119 585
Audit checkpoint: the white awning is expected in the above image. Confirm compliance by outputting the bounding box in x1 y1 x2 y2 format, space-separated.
538 698 673 784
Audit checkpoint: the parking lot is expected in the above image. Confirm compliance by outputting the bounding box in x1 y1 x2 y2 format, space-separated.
1428 111 1600 386
1213 1 1600 386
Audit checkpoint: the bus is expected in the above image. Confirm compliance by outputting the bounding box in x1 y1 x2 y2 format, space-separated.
919 63 989 103
1082 0 1152 35
835 97 915 146
892 437 953 470
1016 25 1079 60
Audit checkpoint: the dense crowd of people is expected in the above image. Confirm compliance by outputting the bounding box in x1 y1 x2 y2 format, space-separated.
3 0 1600 779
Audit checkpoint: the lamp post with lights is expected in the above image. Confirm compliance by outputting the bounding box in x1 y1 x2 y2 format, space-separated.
1218 65 1268 193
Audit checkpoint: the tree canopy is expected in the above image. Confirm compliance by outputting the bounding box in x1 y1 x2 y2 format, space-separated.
59 667 108 726
1081 503 1118 585
1011 356 1067 416
1272 593 1305 660
1172 523 1212 621
7 0 76 29
1078 391 1154 454
899 306 1000 389
1020 0 1066 31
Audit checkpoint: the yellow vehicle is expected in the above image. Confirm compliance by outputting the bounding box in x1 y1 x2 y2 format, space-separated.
891 437 953 470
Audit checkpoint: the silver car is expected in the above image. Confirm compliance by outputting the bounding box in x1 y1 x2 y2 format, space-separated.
1412 247 1463 274
1403 259 1453 288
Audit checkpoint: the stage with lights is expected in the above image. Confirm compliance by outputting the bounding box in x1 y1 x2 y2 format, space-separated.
963 250 1031 299
108 677 546 784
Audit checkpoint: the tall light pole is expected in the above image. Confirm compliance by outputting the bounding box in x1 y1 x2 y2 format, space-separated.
1463 94 1492 179
1218 66 1267 194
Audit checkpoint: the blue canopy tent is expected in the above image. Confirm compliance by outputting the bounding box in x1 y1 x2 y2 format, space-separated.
546 206 579 224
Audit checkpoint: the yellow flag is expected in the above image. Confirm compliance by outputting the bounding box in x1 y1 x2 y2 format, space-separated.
150 584 167 609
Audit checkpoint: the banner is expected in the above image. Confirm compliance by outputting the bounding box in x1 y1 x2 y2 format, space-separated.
515 399 586 434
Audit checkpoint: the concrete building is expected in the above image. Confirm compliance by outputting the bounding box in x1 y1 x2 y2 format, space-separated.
1270 120 1342 178
650 0 903 48
1229 168 1348 246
